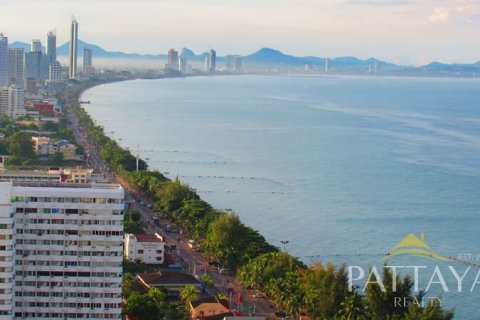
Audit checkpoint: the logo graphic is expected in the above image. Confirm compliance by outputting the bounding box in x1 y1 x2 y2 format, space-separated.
383 232 451 262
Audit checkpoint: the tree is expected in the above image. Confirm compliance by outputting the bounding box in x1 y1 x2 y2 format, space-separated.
180 285 199 306
6 132 35 162
51 151 64 165
122 272 134 298
156 179 197 213
238 251 302 289
364 266 412 319
338 292 365 320
123 292 158 320
201 273 214 289
301 263 350 319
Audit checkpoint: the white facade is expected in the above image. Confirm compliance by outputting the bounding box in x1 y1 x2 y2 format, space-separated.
48 62 62 82
69 18 78 80
124 234 165 264
8 49 24 89
0 86 25 119
0 181 125 320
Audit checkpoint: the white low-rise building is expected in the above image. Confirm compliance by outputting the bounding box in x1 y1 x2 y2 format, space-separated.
0 181 125 320
124 233 165 264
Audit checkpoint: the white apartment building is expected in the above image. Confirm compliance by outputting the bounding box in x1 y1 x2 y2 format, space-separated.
0 181 125 320
124 233 165 264
0 86 25 119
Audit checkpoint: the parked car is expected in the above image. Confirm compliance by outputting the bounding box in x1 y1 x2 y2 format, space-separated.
253 292 266 299
219 268 230 275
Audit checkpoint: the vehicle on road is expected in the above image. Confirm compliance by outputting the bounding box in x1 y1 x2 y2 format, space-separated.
219 268 230 275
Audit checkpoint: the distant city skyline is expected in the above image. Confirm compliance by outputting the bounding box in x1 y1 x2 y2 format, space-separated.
0 0 479 66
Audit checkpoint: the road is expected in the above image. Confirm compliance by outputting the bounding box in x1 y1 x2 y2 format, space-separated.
65 99 280 319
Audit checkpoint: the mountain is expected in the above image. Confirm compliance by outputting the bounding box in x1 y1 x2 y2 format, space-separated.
9 41 31 52
57 39 165 59
6 40 479 74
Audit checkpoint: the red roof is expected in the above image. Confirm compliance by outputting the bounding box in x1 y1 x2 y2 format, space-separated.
134 234 164 243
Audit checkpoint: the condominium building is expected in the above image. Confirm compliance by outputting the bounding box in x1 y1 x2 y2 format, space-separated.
69 18 78 80
0 181 125 319
0 33 8 87
48 62 62 82
30 40 42 54
82 47 92 76
0 85 25 119
124 233 165 264
8 49 24 88
47 31 56 63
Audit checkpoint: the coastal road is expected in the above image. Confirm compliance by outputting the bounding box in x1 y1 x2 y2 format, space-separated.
65 99 280 320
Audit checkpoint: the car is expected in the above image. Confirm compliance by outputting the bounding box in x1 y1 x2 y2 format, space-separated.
219 268 230 275
253 292 266 299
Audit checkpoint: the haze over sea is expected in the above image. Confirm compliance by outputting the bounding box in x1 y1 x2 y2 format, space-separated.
83 75 480 318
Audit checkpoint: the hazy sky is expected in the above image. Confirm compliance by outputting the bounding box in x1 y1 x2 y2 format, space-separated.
1 0 479 65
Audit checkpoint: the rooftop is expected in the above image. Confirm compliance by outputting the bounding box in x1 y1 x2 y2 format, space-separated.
133 234 164 243
190 297 229 309
138 271 201 287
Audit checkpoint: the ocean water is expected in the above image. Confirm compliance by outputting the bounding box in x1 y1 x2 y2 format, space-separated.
82 75 480 318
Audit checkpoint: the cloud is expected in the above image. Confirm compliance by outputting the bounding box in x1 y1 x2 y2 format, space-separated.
429 0 480 23
429 7 451 23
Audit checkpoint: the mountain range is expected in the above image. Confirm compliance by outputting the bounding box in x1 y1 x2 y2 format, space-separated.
8 39 480 73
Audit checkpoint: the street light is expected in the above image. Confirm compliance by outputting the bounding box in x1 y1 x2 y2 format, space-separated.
280 240 289 252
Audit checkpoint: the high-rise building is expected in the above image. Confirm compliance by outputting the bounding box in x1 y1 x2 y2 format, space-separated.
49 61 62 82
83 46 93 75
31 39 42 53
325 58 330 73
47 30 57 63
0 85 25 118
0 33 8 87
179 49 188 74
8 48 24 88
225 55 235 71
25 52 49 81
208 49 216 73
167 49 179 67
233 56 243 72
204 56 209 72
0 180 125 319
69 17 79 80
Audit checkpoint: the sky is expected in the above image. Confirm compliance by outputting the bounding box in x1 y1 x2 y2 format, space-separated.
0 0 479 66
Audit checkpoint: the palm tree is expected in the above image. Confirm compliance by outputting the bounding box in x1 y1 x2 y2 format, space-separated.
338 292 365 320
180 285 200 306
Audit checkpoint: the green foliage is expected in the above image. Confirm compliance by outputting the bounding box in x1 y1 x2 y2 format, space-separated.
6 132 35 162
302 263 350 319
51 151 64 165
364 266 413 319
156 179 197 213
122 272 134 298
124 220 143 234
180 285 199 305
123 292 159 320
203 213 276 270
201 273 214 289
238 251 302 289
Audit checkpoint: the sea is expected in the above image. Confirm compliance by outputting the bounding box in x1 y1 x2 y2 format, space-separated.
82 75 480 318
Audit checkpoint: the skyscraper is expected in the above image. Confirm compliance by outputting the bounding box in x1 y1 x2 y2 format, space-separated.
47 30 57 63
233 56 243 72
208 49 216 73
8 48 24 88
69 17 78 80
167 49 179 67
83 46 92 75
31 39 42 53
0 33 8 87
